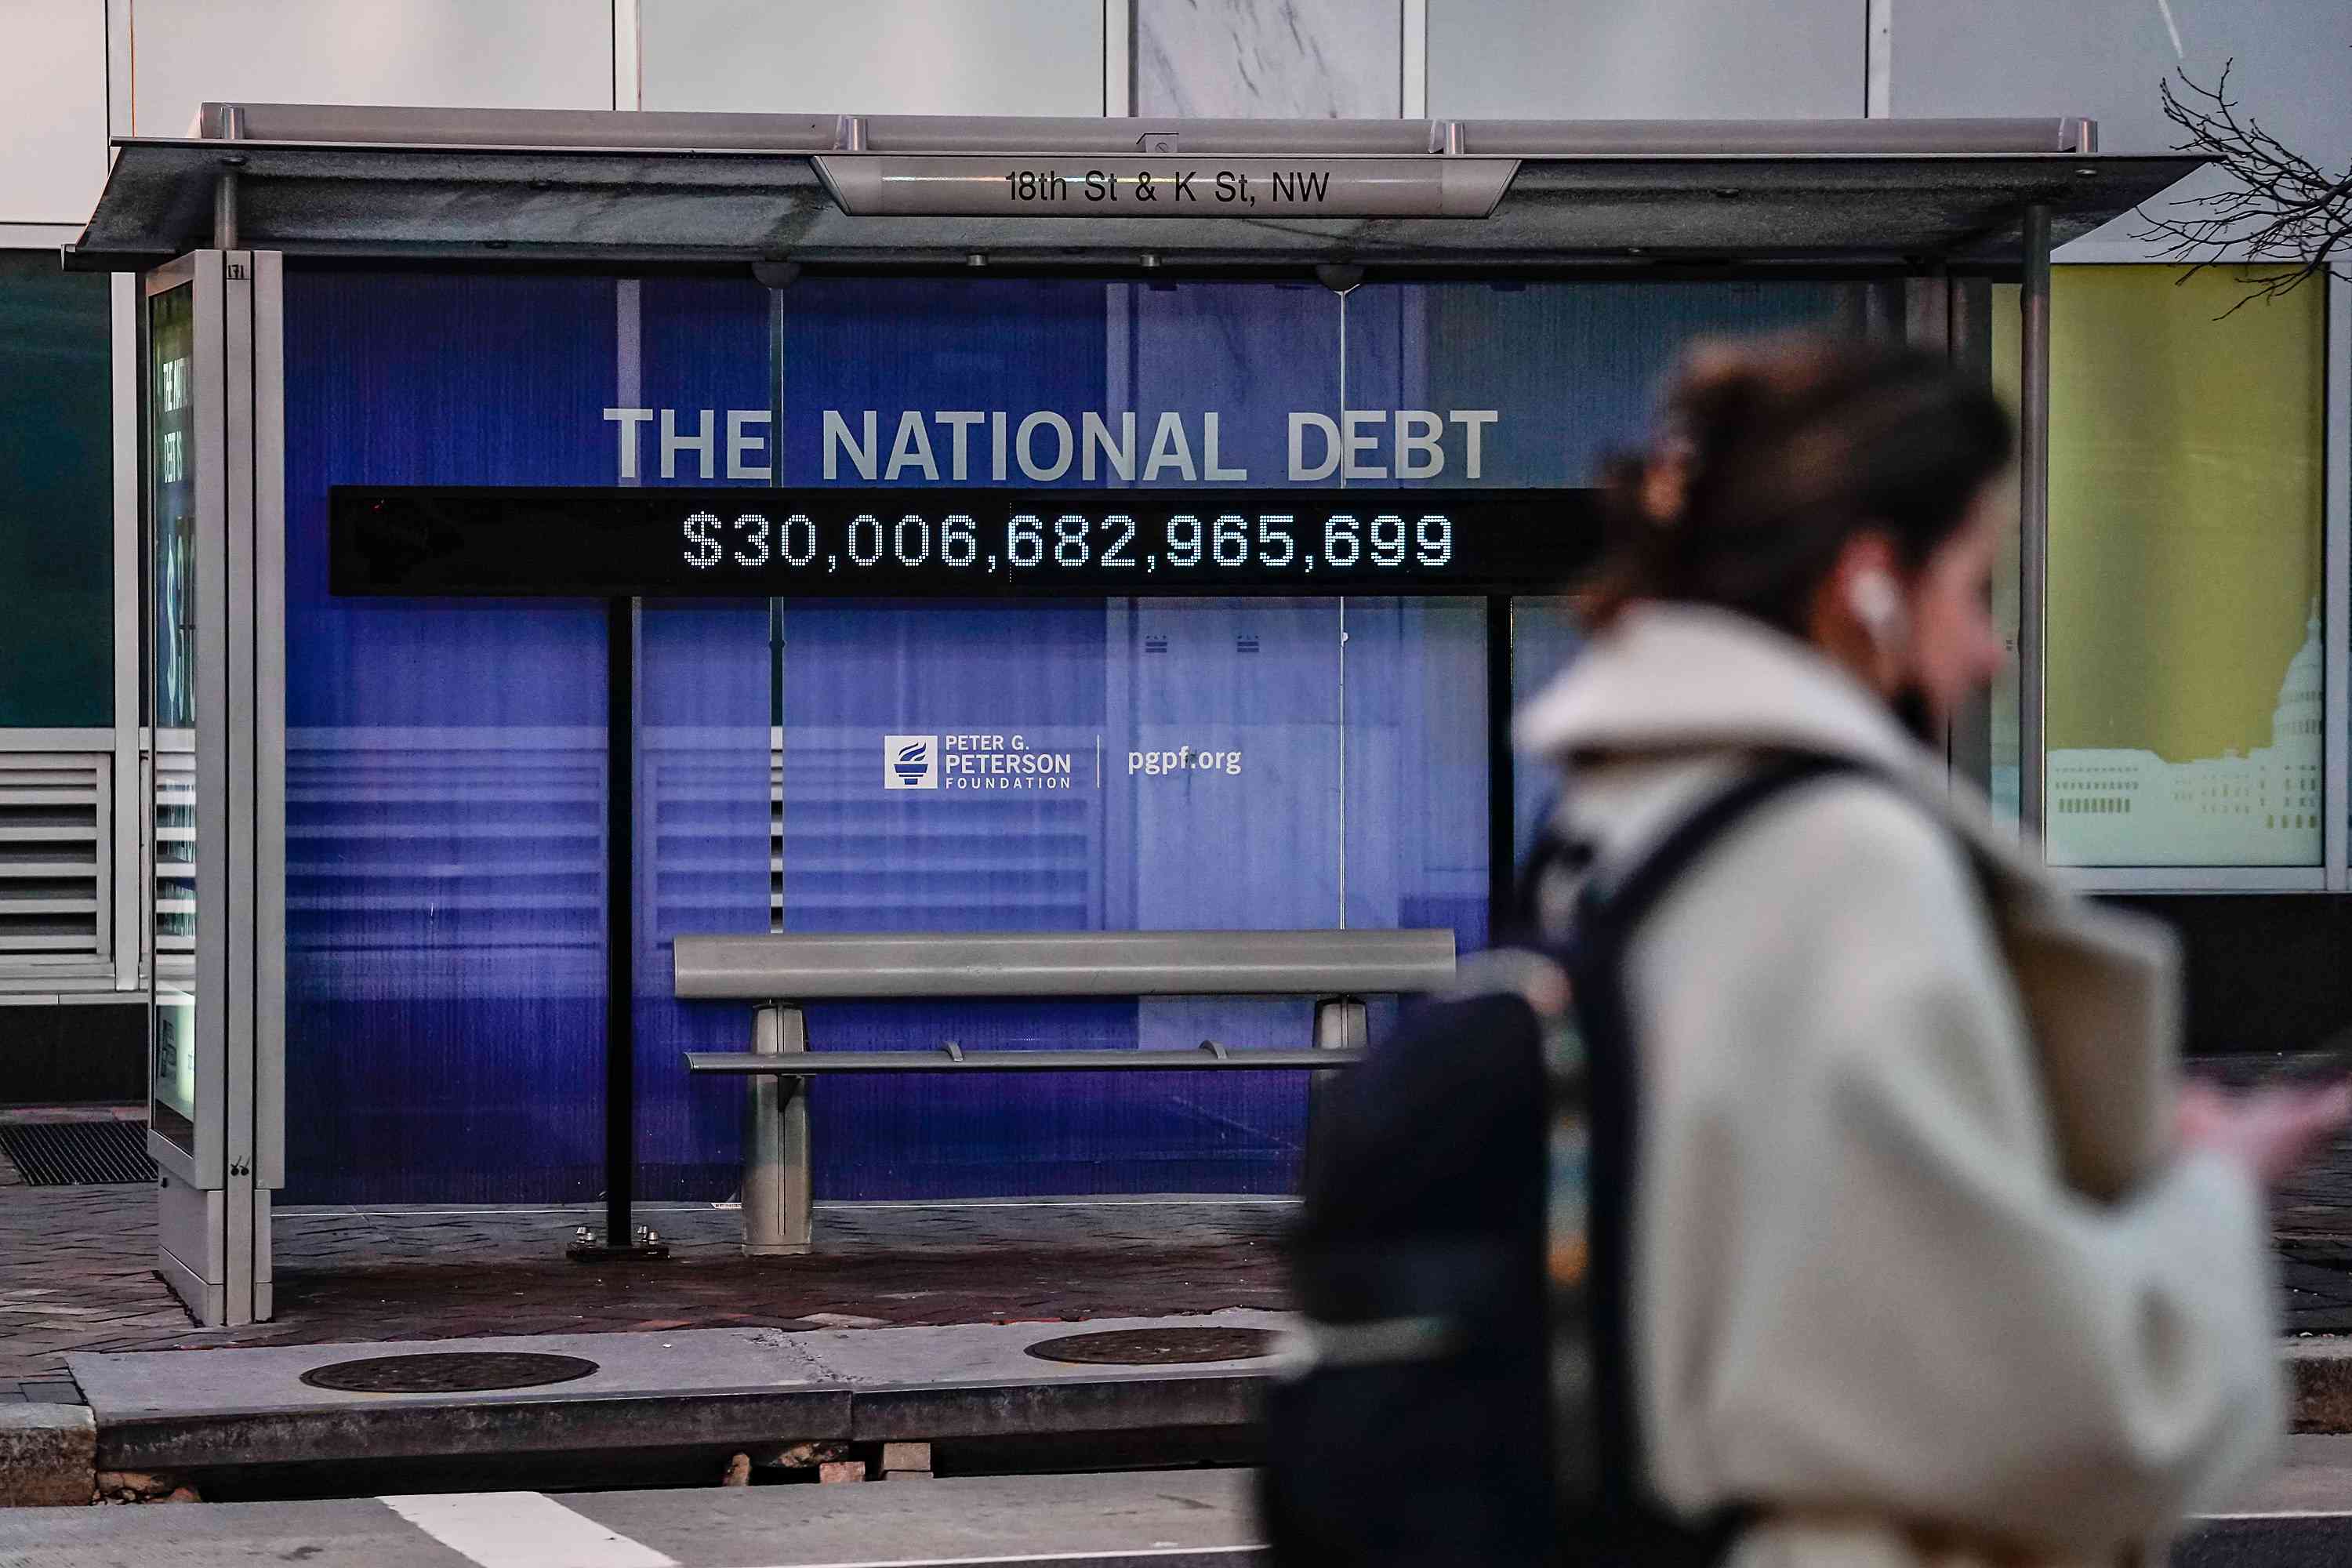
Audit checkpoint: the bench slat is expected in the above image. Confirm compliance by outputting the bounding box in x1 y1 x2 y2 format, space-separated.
673 928 1455 1000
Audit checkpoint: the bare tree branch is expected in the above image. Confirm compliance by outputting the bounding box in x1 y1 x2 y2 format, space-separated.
2133 57 2351 315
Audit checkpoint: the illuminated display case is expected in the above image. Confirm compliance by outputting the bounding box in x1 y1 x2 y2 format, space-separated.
139 252 284 1327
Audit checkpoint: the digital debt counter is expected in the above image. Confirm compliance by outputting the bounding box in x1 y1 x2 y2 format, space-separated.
330 486 1599 598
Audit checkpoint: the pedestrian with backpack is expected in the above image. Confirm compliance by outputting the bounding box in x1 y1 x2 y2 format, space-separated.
1265 334 2346 1567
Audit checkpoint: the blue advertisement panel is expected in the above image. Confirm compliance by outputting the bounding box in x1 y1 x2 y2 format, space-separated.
284 274 616 1203
633 278 776 1202
282 270 1857 1203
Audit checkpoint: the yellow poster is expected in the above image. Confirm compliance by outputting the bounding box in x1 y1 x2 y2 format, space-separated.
2036 267 2325 867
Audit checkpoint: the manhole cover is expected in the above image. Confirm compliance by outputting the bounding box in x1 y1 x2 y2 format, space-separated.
299 1352 600 1394
1023 1327 1279 1366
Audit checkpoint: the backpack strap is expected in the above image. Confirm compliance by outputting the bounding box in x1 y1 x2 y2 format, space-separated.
1562 751 1869 1563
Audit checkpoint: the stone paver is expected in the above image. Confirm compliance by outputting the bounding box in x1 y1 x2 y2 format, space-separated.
0 1165 1291 1396
8 1060 2352 1402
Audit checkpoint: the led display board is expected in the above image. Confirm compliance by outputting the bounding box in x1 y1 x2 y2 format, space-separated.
330 487 1601 597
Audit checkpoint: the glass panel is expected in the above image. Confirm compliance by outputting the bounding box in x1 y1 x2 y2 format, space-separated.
1407 280 1862 863
1422 280 1860 488
1336 286 1491 955
633 276 775 1202
147 280 198 1152
281 272 613 1203
2042 267 2327 867
0 256 111 726
1119 280 1339 1178
1342 597 1488 944
1509 597 1588 860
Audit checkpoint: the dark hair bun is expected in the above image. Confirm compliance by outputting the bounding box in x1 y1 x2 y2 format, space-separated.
1590 332 2013 633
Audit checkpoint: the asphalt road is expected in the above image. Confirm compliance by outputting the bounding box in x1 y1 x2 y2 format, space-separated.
0 1469 1265 1568
2179 1515 2352 1568
6 1458 2352 1567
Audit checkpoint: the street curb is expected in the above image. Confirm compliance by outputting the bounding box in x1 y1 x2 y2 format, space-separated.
56 1338 2352 1490
0 1403 95 1508
98 1387 854 1472
92 1369 1260 1476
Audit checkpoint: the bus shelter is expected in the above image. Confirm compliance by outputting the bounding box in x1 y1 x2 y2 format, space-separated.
70 106 2195 1325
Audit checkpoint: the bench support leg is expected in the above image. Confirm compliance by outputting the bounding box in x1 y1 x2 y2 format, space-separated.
745 1002 813 1256
1312 996 1367 1051
1306 997 1367 1172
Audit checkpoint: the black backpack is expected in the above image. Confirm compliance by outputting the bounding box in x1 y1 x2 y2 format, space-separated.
1260 755 1859 1566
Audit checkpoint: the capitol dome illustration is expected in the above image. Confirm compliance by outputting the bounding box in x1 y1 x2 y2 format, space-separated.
2045 601 2323 867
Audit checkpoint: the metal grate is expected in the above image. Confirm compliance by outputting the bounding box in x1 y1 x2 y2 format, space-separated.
0 1121 156 1186
0 752 111 964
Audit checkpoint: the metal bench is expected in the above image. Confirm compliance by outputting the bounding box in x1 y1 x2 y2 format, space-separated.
677 928 1457 1254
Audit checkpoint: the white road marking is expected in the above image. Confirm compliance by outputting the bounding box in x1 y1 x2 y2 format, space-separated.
379 1491 677 1568
2197 1509 2352 1520
811 1197 1295 1210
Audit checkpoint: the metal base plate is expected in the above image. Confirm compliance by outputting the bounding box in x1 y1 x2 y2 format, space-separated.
566 1241 675 1263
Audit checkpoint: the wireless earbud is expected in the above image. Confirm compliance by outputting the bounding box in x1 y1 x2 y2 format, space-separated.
1848 571 1907 647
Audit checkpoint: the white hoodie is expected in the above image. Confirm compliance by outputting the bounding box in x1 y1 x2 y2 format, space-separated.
1515 604 2281 1568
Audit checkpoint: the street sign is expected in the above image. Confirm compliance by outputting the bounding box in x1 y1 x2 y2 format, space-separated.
812 155 1518 219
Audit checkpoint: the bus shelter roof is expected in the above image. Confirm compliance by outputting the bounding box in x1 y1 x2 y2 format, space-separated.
69 105 2204 274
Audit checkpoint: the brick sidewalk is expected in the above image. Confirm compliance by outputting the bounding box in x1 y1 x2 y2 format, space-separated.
2 1112 1294 1396
9 1065 2352 1400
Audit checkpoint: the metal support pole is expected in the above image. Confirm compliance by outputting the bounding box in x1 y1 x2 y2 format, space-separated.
212 104 245 251
744 1002 812 1255
570 597 667 1262
1306 996 1369 1181
1311 996 1369 1157
2019 204 2053 837
1486 595 1515 931
212 172 238 250
607 596 635 1247
2326 274 2350 891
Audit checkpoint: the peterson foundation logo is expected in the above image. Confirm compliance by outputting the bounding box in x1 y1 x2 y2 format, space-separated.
884 735 940 789
883 731 1080 791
